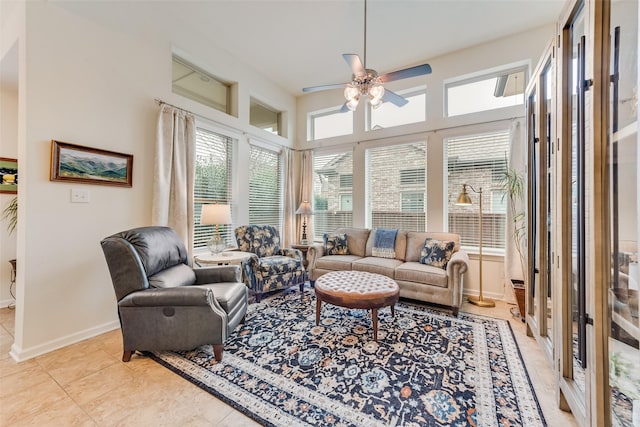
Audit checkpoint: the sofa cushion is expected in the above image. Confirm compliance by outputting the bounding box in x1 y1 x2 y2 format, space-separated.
315 255 362 271
395 262 449 288
420 238 455 269
335 228 371 257
352 257 403 278
323 233 349 255
406 232 460 262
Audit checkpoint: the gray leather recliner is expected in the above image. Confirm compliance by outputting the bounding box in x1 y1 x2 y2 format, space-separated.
100 226 248 362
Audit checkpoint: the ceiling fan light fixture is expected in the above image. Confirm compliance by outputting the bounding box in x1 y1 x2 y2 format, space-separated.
344 85 359 101
369 84 384 100
370 96 383 109
346 97 360 111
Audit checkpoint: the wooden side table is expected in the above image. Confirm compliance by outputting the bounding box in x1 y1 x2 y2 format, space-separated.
194 251 252 267
291 244 310 269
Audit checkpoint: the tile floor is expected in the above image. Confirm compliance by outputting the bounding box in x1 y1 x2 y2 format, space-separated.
0 296 578 426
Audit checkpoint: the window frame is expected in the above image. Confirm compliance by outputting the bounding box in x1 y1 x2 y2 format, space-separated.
366 85 427 131
307 105 354 141
172 55 231 114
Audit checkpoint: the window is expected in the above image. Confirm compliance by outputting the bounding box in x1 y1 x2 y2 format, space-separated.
249 144 282 228
401 192 424 212
313 151 353 240
446 67 526 117
367 142 427 231
250 98 281 136
172 55 230 114
194 127 234 249
367 86 426 130
400 168 426 186
339 174 353 188
308 107 353 141
446 131 510 250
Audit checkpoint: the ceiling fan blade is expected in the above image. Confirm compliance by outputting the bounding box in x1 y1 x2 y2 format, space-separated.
379 64 432 83
302 83 348 93
343 54 366 78
339 102 351 113
383 89 409 107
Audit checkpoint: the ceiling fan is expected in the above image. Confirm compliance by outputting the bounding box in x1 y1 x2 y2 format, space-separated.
302 0 432 112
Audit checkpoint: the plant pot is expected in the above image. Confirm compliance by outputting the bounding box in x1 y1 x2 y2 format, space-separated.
510 279 526 322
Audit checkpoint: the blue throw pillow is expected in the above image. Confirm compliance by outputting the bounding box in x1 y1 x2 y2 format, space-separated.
323 233 349 255
420 238 455 269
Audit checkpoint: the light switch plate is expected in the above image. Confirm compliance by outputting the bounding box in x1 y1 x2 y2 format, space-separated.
71 188 90 203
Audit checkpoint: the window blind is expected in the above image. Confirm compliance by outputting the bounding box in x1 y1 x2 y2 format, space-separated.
446 131 510 250
313 151 353 240
366 142 427 231
194 127 234 249
249 144 282 228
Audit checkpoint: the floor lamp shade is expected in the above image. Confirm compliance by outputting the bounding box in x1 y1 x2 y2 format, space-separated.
456 184 494 308
200 204 232 254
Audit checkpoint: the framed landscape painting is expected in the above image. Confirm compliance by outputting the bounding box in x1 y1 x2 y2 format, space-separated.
50 140 133 187
0 157 18 194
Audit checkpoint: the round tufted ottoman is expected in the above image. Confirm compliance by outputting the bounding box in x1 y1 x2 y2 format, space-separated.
314 270 400 341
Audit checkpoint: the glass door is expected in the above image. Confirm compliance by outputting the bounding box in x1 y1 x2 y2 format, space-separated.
608 1 639 425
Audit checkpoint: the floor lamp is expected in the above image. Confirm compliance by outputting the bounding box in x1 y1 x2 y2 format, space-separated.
456 184 495 308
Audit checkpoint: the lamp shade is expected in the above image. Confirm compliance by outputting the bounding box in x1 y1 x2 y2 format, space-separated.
200 204 231 225
455 185 473 205
295 201 313 215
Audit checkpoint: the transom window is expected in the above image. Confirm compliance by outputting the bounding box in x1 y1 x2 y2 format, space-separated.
445 66 526 117
172 55 230 114
367 86 427 130
308 106 353 141
250 98 282 136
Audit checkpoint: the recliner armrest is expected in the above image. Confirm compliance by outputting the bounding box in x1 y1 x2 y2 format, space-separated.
118 286 214 307
194 265 241 284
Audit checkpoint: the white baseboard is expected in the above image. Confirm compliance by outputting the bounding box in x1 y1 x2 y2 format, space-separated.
9 320 120 362
0 298 15 309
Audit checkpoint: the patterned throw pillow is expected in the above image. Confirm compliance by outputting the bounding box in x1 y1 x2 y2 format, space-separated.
323 233 350 255
420 238 455 269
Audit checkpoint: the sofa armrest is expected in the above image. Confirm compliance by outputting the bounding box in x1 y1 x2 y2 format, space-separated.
447 249 469 310
194 265 241 284
307 243 325 271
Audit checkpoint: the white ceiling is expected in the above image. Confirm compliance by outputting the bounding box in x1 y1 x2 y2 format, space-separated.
2 0 566 95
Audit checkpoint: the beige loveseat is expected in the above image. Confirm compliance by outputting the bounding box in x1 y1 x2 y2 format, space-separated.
307 228 469 315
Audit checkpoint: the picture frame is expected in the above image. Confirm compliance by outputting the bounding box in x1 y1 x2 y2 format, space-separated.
50 140 133 187
0 157 18 194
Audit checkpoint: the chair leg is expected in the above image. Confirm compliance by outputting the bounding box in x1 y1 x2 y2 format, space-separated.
122 350 133 362
213 344 224 361
452 307 459 317
255 292 262 303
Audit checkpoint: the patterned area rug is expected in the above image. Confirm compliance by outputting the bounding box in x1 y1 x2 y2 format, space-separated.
149 288 546 427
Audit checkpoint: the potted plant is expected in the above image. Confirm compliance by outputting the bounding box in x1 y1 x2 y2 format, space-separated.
2 196 17 234
499 167 527 320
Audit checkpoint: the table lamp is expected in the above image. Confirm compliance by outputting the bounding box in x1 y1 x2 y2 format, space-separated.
456 184 494 307
295 201 313 244
200 204 232 255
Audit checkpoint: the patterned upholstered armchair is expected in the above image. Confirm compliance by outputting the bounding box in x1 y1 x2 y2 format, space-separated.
234 225 306 302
